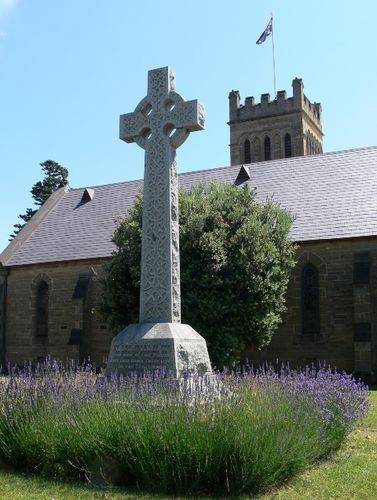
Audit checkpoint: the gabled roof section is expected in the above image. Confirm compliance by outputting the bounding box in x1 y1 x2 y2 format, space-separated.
81 188 94 203
2 146 377 267
0 185 69 266
234 165 251 185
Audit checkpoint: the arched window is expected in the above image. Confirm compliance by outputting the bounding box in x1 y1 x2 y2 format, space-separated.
301 264 320 335
284 133 292 158
252 137 261 162
36 281 49 337
264 136 271 161
244 139 251 163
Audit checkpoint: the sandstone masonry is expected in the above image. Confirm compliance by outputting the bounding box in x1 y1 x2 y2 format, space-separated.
249 238 377 379
2 237 376 380
4 259 112 366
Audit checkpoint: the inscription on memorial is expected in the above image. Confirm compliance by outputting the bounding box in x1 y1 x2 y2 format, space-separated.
111 341 173 372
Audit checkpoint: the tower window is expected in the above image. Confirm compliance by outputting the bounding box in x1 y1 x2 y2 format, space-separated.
264 136 271 161
36 281 49 337
285 133 292 158
252 137 261 162
301 264 320 335
243 139 251 163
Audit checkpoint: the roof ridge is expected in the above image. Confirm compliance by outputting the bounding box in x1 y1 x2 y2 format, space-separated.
70 177 144 192
179 163 237 177
242 145 377 168
71 164 238 192
70 146 377 192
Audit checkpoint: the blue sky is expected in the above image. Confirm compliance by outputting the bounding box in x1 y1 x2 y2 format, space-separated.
1 0 377 251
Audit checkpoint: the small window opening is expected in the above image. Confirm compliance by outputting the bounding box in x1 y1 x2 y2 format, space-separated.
72 274 91 299
353 253 371 285
234 165 251 186
354 323 371 342
244 139 251 163
301 264 320 335
285 133 292 157
36 281 49 337
81 188 95 204
264 136 271 161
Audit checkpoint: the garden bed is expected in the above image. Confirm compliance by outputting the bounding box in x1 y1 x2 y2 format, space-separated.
0 361 368 496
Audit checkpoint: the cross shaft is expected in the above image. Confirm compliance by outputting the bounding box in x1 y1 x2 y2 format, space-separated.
120 66 204 323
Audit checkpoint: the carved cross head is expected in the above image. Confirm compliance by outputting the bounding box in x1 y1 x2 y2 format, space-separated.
119 66 205 150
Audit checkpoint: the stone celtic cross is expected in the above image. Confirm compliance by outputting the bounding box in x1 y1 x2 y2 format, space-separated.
120 67 205 324
107 67 211 377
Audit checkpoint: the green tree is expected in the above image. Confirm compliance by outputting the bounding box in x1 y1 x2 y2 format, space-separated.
10 160 68 239
100 183 297 367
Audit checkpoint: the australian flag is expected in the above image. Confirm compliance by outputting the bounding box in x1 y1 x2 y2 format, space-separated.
256 18 273 45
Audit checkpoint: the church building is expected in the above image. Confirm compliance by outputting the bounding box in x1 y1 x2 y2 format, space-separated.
1 78 376 380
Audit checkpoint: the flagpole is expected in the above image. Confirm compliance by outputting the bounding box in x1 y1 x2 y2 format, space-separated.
271 12 277 97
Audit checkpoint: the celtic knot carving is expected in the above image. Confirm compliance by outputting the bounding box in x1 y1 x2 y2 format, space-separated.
119 67 205 323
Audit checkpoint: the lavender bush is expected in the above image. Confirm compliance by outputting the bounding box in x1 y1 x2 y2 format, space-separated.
0 360 369 495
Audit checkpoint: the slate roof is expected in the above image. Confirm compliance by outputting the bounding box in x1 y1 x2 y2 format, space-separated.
2 146 377 267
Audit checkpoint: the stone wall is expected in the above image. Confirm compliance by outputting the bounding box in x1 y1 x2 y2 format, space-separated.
3 237 377 376
0 266 7 365
4 259 112 366
248 238 377 377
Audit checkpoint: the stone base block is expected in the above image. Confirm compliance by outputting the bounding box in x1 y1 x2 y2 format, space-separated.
106 322 212 377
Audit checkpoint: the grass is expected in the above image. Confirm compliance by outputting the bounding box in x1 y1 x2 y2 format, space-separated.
261 389 377 500
0 391 374 499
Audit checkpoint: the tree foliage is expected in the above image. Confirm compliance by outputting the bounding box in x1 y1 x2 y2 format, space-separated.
10 160 69 239
100 183 297 367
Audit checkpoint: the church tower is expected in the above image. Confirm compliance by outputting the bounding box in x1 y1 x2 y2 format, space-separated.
228 78 323 165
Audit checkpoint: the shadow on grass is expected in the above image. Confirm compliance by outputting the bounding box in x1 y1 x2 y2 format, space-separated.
0 466 283 499
0 467 176 499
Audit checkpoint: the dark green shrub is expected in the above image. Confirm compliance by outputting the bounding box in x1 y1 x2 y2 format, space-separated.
100 183 296 366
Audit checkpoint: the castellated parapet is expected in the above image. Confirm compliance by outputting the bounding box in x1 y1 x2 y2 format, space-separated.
228 78 323 165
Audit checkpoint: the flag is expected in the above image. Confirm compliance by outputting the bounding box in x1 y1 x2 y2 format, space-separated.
256 17 273 45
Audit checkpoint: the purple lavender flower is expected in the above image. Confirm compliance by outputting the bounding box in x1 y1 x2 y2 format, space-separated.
0 358 369 495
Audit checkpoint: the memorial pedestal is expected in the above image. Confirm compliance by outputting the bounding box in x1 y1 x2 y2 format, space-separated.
106 323 212 377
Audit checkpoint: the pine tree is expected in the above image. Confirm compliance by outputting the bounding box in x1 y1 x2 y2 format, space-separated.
9 160 69 240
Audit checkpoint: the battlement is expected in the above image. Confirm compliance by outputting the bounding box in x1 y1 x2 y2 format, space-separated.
229 78 322 128
228 77 324 165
